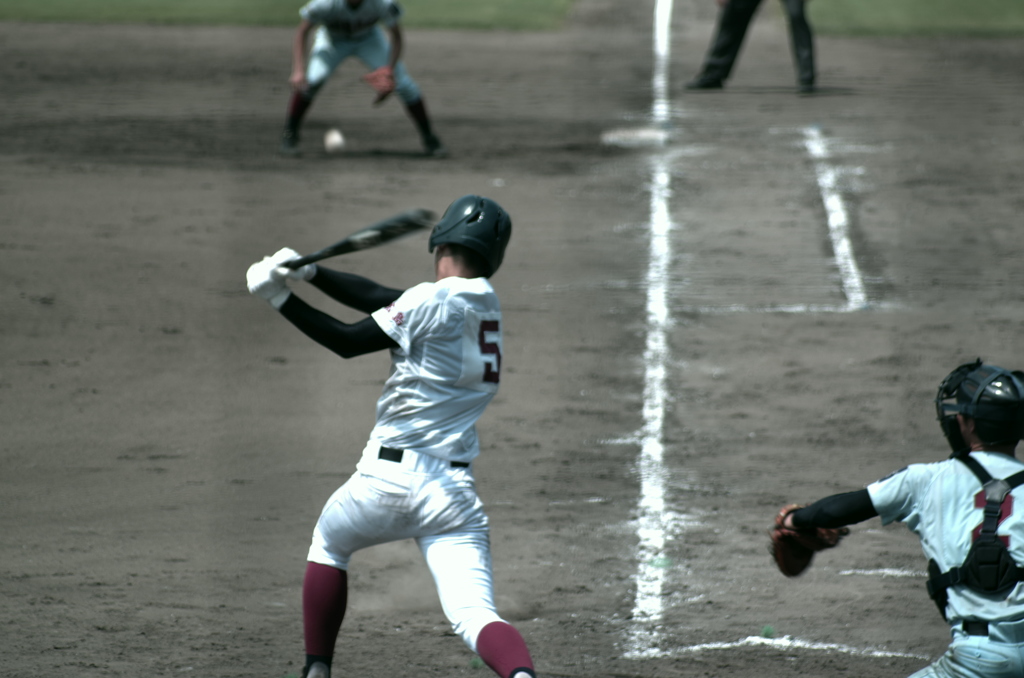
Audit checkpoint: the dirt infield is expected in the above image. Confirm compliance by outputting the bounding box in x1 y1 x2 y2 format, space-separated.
2 1 1023 676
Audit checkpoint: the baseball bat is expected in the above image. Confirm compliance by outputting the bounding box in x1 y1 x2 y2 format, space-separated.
283 208 436 269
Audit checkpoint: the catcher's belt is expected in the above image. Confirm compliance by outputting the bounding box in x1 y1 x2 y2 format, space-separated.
927 454 1024 619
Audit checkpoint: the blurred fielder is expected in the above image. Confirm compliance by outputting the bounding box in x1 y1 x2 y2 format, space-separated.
280 0 446 157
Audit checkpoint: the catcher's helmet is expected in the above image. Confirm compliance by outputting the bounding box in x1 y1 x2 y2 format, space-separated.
428 195 512 277
935 359 1024 455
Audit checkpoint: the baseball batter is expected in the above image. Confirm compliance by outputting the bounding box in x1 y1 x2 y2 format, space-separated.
280 0 447 158
245 196 536 678
771 359 1024 677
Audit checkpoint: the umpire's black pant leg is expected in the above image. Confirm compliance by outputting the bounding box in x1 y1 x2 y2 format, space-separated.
701 0 764 81
782 0 815 84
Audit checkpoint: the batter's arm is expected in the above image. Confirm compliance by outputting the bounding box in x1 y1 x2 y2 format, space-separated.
308 267 403 314
290 19 317 92
278 294 397 358
788 489 878 529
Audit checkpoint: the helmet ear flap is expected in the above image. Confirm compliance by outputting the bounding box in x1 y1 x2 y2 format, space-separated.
935 359 983 457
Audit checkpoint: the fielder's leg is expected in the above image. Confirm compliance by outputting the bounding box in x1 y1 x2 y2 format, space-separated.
356 27 447 157
281 27 348 155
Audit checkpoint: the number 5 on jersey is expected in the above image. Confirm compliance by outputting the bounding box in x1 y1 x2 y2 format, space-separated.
457 310 501 390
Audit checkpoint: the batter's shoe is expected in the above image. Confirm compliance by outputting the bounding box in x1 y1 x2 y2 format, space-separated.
423 134 448 158
279 129 300 157
302 661 330 678
685 76 723 90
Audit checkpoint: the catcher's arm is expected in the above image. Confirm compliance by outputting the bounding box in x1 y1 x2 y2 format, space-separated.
770 490 877 577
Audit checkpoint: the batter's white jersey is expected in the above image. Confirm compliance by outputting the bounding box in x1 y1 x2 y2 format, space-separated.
300 0 402 40
868 451 1024 623
366 276 502 463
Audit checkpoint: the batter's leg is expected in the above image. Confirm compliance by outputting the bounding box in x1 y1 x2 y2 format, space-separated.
302 562 347 672
419 530 534 677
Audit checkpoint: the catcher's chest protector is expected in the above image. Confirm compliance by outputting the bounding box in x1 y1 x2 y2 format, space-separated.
927 455 1024 618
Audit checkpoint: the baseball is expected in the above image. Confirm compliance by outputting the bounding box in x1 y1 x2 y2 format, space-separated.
324 128 345 153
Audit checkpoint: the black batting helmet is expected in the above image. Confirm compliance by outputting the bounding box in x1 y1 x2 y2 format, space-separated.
428 195 512 277
935 358 1024 456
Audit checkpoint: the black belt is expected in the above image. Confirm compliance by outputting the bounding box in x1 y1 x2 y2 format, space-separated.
379 446 469 468
963 620 989 636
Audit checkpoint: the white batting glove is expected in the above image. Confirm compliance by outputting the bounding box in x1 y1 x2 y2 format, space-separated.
272 262 317 282
246 257 291 309
265 247 317 282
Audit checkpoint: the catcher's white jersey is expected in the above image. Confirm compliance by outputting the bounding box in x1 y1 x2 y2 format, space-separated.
868 451 1024 623
300 0 402 40
366 276 501 463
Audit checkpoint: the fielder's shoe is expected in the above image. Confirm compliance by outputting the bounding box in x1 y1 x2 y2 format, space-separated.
279 129 300 157
685 76 723 90
423 134 448 158
302 661 330 678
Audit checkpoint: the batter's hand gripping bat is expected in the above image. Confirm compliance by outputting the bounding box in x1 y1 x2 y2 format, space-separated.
283 208 436 269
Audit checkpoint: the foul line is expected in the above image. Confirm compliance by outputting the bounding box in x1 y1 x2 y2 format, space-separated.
622 0 675 660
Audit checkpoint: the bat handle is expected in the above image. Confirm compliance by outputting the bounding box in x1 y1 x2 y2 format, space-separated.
283 254 316 270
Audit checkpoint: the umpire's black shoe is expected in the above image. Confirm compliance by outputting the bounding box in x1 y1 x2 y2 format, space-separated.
798 81 816 94
685 76 723 90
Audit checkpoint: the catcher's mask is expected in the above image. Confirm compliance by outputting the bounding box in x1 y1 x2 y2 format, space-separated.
428 195 512 277
935 359 1024 456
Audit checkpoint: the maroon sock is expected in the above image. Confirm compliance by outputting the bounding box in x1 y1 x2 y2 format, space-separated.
286 90 315 133
475 621 534 678
303 562 348 657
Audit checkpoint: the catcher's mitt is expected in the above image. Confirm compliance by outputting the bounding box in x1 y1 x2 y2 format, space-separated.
769 504 849 577
362 66 395 103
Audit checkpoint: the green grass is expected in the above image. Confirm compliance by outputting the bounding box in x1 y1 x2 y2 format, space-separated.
810 0 1024 36
1 0 1021 34
0 0 575 30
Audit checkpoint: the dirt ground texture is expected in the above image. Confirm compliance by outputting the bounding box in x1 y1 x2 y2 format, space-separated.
2 0 1024 676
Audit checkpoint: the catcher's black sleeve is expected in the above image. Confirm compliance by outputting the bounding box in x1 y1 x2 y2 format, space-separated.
309 267 403 314
790 489 878 529
278 294 397 358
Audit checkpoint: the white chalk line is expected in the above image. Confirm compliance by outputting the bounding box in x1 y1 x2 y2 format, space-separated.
671 635 931 661
803 126 869 311
622 0 676 658
840 568 926 578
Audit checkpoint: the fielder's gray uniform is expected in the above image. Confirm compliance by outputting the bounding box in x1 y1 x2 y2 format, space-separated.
301 0 420 103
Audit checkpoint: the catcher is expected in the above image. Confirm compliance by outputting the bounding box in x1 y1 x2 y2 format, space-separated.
279 0 447 158
771 359 1024 678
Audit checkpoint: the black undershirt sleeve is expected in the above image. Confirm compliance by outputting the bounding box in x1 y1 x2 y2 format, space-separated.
278 293 397 359
790 489 878 529
307 267 403 314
